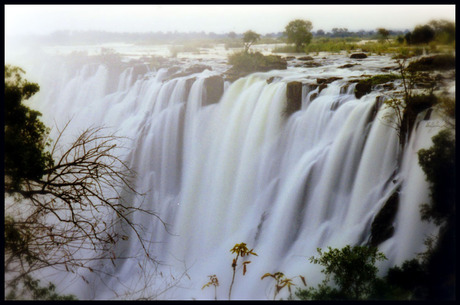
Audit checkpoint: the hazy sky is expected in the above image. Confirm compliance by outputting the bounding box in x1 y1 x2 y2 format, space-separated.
5 5 456 36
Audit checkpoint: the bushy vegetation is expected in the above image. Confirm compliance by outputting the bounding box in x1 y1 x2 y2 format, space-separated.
6 275 77 300
304 38 358 54
284 19 313 52
4 65 159 299
270 18 454 56
407 54 456 71
295 246 387 300
4 65 54 192
418 129 455 225
406 19 455 45
381 54 455 146
228 51 287 72
242 30 261 52
293 127 455 300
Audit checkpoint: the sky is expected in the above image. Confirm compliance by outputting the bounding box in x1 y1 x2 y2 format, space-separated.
5 4 456 37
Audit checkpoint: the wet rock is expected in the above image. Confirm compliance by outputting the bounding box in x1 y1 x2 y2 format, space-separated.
132 64 148 80
166 64 213 81
354 81 372 99
266 76 275 84
224 69 251 83
284 56 296 60
340 84 350 94
203 75 224 106
350 53 368 59
317 77 343 84
338 63 357 69
303 61 322 68
186 64 212 74
382 83 395 90
381 66 397 72
167 66 181 76
318 83 328 93
285 81 303 116
309 92 318 101
298 56 314 61
368 189 400 247
184 77 196 100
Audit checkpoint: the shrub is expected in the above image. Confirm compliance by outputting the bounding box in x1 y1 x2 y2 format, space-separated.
418 129 455 226
296 246 387 300
407 54 456 72
6 275 77 300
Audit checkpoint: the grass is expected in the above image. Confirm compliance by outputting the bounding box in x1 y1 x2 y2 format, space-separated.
271 37 455 57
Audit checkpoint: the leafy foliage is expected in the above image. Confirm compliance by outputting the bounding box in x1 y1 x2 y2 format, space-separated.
429 19 455 44
409 24 436 44
261 272 306 299
6 275 77 300
228 51 287 72
202 274 219 300
406 54 455 72
377 28 390 42
382 59 439 146
228 242 257 299
4 65 54 192
296 246 387 300
242 30 261 52
4 66 162 298
284 19 313 52
418 129 455 226
385 259 428 299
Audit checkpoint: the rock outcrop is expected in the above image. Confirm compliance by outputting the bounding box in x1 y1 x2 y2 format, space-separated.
285 81 303 116
203 75 224 106
368 189 400 247
350 53 368 59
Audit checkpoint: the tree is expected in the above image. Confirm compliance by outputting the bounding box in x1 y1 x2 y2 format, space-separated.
377 28 390 43
428 19 455 44
242 30 261 52
331 27 349 38
315 29 325 36
5 65 54 192
296 246 387 300
410 24 435 44
418 129 455 226
4 65 163 298
227 31 237 39
285 19 313 52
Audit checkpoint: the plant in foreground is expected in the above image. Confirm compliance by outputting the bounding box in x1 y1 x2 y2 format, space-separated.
202 274 219 300
261 272 307 299
228 242 258 299
296 245 387 300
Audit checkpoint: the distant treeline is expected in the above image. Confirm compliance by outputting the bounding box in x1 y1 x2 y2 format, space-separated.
313 28 407 38
9 28 408 46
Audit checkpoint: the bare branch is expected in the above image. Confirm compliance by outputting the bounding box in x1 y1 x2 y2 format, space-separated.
5 124 168 294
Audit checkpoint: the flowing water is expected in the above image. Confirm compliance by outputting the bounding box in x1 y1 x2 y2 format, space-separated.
6 44 444 299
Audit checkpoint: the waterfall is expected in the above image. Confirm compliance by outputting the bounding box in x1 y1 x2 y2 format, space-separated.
19 55 441 300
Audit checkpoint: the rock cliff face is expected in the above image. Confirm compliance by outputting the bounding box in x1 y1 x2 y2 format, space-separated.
285 81 303 115
203 75 224 106
368 189 400 247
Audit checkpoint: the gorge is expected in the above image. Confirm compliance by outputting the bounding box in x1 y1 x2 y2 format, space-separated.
6 45 452 300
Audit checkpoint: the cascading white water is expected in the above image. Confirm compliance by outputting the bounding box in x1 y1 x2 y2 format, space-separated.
15 53 442 300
